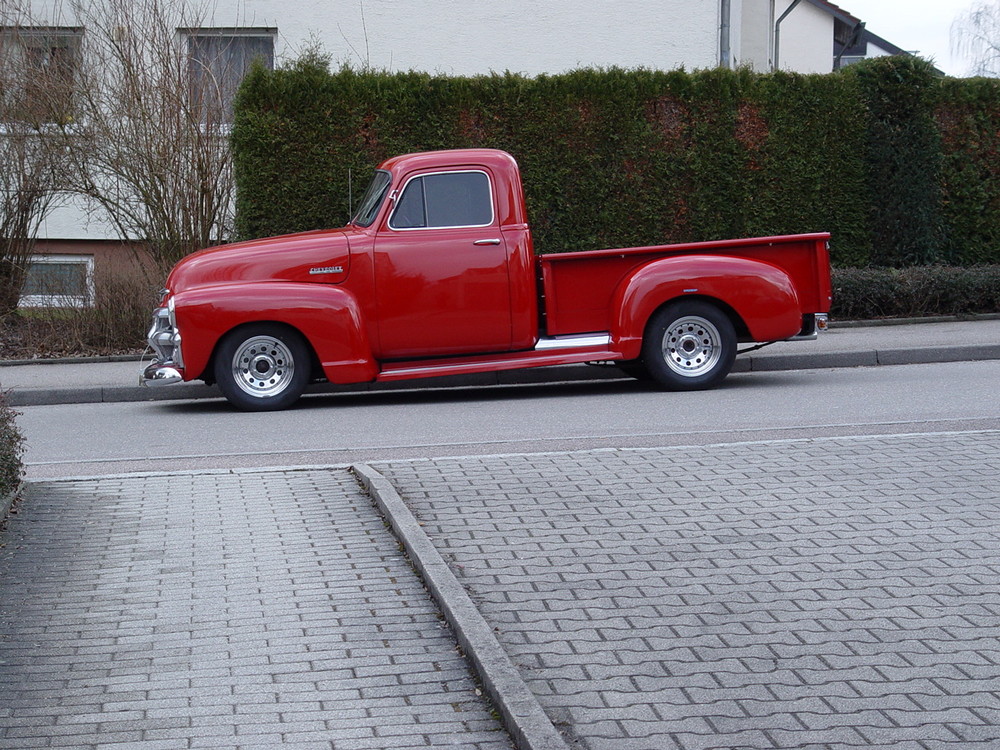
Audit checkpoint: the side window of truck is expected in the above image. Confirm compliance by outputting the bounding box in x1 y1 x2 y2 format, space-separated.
389 171 493 229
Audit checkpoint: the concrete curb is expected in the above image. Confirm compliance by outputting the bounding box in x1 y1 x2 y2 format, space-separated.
738 343 1000 372
3 362 624 407
6 343 1000 407
352 463 571 750
0 484 19 524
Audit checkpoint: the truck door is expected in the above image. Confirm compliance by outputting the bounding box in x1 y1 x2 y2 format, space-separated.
374 169 513 358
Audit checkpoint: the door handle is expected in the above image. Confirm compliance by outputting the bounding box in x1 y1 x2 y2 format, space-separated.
473 238 502 246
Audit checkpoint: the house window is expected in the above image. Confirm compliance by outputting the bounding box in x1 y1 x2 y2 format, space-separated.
0 27 82 123
19 254 94 308
184 29 274 122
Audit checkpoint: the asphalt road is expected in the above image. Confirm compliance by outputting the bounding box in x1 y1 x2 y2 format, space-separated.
21 359 1000 479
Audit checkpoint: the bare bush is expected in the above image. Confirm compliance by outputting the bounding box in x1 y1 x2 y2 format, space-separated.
1 266 154 358
0 9 71 316
58 0 251 274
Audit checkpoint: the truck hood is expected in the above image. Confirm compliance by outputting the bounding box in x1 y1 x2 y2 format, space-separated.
166 227 357 293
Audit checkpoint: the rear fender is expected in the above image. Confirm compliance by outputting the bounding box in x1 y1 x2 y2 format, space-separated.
611 255 801 358
173 283 377 383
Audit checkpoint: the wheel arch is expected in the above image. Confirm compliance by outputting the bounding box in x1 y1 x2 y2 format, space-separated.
640 294 750 344
610 255 799 359
172 282 378 384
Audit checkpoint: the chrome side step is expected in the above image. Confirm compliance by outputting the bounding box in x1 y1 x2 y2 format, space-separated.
534 333 611 351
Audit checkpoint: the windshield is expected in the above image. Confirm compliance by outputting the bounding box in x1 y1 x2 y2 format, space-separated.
351 170 392 227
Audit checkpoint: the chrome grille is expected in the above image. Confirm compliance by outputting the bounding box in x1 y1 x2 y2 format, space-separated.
146 307 180 365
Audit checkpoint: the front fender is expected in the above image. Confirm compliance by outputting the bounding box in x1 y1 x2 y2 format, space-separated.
611 255 801 357
173 282 377 383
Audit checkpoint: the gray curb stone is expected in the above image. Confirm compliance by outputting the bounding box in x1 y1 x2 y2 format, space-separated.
5 340 1000 407
352 463 571 750
0 483 20 523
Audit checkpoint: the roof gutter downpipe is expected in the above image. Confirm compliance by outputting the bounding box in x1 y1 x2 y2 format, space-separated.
773 0 804 71
720 0 732 68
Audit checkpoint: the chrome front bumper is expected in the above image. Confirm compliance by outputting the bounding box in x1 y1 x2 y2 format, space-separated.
140 304 184 387
141 363 183 386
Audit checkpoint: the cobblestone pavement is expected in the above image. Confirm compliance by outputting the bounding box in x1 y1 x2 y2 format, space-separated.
377 431 1000 750
0 469 513 750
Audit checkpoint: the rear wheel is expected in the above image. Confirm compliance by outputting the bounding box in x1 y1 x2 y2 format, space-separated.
641 301 736 390
214 324 310 411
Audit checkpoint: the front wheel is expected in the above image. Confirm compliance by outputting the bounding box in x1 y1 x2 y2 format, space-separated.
214 324 311 411
641 301 736 391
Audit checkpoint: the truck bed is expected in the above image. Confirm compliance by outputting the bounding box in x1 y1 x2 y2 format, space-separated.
536 233 832 337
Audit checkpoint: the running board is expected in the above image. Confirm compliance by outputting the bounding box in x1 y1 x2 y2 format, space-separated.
534 333 611 350
377 334 619 383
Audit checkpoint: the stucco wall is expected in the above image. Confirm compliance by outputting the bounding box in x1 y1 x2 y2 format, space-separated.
776 0 834 73
29 0 724 75
865 39 897 59
248 0 722 75
739 0 774 71
39 196 119 243
22 0 845 247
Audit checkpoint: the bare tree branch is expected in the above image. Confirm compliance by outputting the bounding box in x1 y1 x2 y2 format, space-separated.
58 0 246 273
952 1 1000 76
0 2 71 316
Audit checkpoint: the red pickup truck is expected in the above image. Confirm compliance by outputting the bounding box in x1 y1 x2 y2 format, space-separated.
142 148 832 411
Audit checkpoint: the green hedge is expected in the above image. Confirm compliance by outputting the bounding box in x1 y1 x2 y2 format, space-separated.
847 57 944 266
831 265 1000 319
936 77 1000 265
232 56 1000 271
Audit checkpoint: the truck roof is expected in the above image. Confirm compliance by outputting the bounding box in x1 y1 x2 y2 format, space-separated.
378 148 518 174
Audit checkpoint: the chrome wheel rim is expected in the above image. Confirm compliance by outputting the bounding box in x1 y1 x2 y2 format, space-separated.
231 336 296 398
661 315 723 377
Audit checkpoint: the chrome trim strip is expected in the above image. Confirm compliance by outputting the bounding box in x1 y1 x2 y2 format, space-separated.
534 334 611 351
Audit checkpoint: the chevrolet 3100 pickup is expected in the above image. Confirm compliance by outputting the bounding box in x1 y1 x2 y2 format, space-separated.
142 148 832 411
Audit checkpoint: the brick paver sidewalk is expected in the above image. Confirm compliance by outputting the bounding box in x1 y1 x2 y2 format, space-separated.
378 432 1000 750
0 469 512 750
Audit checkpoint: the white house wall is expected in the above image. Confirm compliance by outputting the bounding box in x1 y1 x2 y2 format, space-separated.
39 197 118 242
26 0 724 75
776 0 834 73
25 0 729 243
241 0 723 76
865 39 896 60
739 0 774 71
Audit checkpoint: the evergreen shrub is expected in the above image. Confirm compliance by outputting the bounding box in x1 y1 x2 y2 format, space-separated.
831 265 1000 319
0 390 24 508
231 55 1000 319
232 62 870 266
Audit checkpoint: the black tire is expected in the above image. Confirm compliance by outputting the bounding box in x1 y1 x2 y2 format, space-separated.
214 324 311 411
641 300 736 391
